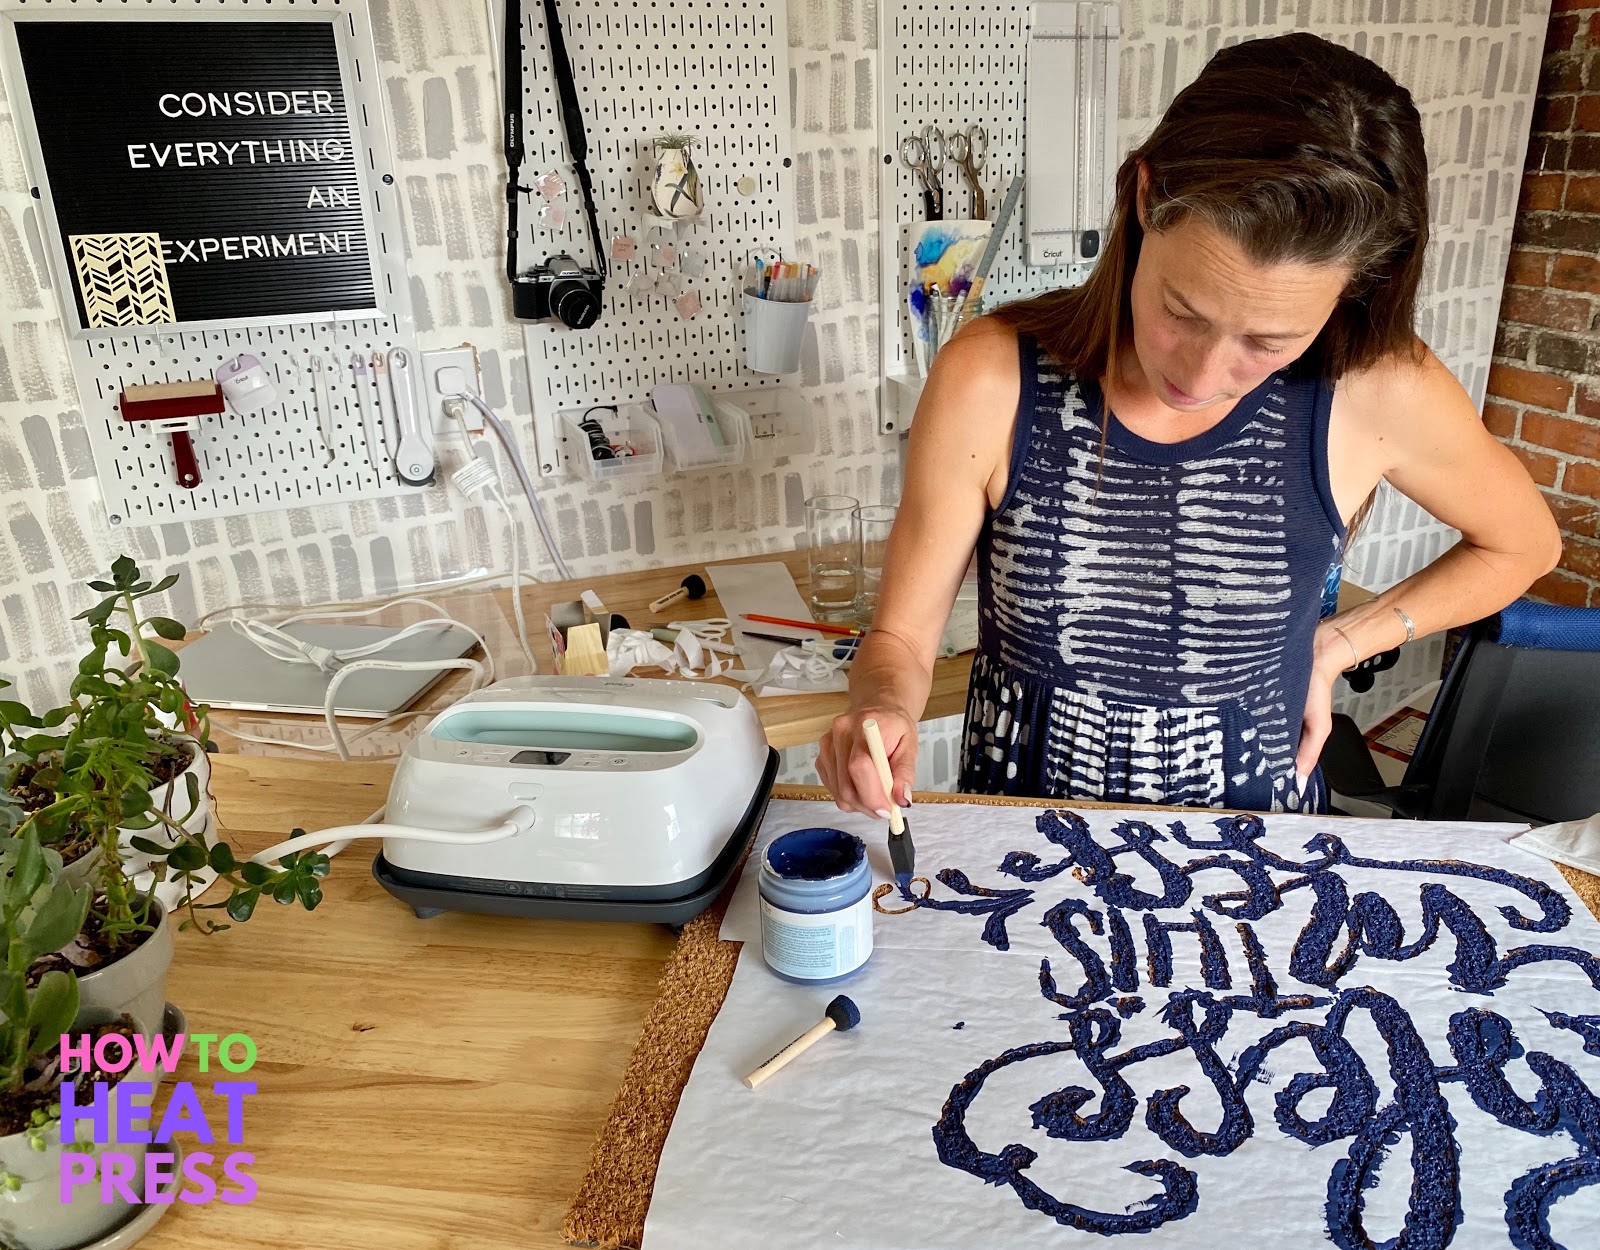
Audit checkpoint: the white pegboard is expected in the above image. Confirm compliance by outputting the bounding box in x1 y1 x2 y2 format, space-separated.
79 317 420 527
1 0 422 527
511 0 797 475
878 1 1112 433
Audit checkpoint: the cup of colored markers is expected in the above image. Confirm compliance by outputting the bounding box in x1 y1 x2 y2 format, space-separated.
743 258 819 375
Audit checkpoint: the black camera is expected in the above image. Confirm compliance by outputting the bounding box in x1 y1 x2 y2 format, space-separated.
512 252 604 329
503 0 607 331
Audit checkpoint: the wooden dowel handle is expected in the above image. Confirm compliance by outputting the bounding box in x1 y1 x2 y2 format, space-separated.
860 719 906 835
743 1017 837 1090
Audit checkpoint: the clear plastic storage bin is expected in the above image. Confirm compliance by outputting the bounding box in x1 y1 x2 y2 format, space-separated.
558 404 664 481
657 396 749 471
725 387 814 459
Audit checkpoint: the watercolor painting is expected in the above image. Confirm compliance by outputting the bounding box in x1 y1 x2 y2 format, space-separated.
906 220 993 374
646 799 1600 1250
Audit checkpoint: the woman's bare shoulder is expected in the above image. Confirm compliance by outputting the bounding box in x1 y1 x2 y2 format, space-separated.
1335 339 1454 413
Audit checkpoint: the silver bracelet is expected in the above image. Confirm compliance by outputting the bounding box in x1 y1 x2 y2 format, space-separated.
1330 623 1361 670
1392 605 1415 644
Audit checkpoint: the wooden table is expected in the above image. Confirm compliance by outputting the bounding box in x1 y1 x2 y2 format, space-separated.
148 755 680 1250
203 549 974 756
143 756 1600 1249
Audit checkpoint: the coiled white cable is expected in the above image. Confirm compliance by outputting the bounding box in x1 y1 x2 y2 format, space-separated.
204 597 494 761
195 567 543 633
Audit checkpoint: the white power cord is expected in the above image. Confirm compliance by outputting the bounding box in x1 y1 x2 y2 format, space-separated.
205 597 495 761
444 398 537 674
248 803 533 867
455 389 574 581
195 568 543 633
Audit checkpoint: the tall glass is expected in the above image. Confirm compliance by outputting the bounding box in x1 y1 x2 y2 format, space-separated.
853 504 897 624
806 495 859 620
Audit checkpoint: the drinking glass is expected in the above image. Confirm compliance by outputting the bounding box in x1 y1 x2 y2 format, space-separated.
806 495 859 620
853 504 897 624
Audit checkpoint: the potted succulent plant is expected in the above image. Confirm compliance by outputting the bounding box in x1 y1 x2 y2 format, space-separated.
0 558 209 1040
1 558 331 1042
0 819 164 1250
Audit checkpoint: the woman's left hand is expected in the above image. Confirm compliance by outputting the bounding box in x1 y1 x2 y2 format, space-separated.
1295 623 1355 790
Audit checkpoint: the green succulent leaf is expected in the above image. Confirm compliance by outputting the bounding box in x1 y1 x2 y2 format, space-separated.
207 842 238 873
295 875 323 910
128 836 171 856
143 643 180 677
166 841 207 873
225 888 260 923
21 881 89 963
7 829 48 909
239 861 273 886
0 701 39 727
25 971 78 1059
146 617 187 641
73 601 116 628
110 556 139 588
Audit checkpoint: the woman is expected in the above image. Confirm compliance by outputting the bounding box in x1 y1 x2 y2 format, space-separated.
816 33 1559 818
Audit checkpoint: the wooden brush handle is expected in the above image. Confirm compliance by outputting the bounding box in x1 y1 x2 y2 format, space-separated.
860 719 906 835
743 1018 837 1090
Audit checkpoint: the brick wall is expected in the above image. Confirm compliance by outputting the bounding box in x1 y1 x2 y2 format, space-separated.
1488 0 1600 607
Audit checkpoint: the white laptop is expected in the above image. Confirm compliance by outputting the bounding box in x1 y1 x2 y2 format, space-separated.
177 623 478 719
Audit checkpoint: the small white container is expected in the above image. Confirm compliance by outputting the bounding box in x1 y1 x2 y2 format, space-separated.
742 290 812 375
659 397 749 471
559 404 664 481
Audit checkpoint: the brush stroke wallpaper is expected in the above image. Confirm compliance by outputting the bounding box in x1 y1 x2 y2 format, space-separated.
0 0 1550 788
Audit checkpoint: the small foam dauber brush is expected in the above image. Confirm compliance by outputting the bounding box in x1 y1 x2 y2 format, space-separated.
861 718 915 893
743 995 860 1090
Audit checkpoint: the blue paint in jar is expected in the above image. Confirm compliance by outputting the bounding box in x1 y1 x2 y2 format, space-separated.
758 827 874 984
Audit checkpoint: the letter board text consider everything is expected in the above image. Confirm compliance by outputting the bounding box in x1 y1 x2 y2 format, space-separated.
14 18 378 327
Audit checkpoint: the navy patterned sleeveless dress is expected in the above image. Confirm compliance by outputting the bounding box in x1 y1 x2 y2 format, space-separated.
957 335 1346 814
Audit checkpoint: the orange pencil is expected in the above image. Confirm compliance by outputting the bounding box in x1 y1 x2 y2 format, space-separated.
743 613 864 638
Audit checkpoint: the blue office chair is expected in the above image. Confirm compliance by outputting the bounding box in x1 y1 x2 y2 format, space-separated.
1320 601 1600 824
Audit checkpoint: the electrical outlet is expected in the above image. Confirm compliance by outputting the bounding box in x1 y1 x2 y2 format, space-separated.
420 345 485 435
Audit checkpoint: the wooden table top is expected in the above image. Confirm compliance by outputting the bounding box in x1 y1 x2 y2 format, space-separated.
141 755 1599 1249
202 549 974 757
149 754 679 1250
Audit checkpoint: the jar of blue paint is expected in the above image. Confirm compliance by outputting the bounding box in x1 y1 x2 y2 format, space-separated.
758 827 874 984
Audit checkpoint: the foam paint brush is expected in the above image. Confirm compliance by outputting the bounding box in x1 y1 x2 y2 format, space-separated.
861 718 915 893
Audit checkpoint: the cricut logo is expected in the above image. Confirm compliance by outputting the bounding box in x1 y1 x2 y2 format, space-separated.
55 1031 257 1206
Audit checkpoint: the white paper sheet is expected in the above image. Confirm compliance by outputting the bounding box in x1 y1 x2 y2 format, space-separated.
646 800 1600 1249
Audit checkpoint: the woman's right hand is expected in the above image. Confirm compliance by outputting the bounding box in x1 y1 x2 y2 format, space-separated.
815 708 918 816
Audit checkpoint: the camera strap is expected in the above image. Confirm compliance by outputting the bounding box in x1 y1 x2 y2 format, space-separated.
502 0 608 280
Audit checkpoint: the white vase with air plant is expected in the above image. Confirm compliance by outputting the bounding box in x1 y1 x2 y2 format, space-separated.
648 135 704 221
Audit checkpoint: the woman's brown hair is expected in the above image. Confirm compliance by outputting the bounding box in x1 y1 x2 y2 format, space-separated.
996 33 1430 386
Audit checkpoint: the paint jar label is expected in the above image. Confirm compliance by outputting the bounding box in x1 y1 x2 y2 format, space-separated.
758 893 874 980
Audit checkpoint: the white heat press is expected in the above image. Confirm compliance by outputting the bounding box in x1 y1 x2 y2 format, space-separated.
372 675 778 924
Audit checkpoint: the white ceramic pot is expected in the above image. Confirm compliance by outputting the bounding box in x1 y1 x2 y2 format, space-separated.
73 902 174 1045
0 1060 165 1250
